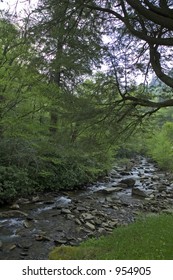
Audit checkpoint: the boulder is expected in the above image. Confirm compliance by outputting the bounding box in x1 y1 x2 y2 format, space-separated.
132 187 148 198
120 171 131 176
120 178 136 187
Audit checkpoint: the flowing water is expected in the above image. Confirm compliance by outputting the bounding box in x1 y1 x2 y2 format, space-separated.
0 156 172 259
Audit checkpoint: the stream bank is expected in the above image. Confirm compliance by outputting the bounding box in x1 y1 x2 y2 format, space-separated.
1 156 173 260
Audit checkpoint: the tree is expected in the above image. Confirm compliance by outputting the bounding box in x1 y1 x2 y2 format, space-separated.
29 0 105 134
68 0 173 113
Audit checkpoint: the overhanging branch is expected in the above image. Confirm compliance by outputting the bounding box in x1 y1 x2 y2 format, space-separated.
123 95 173 108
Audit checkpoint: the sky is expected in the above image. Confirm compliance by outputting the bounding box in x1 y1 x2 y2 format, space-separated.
1 0 38 15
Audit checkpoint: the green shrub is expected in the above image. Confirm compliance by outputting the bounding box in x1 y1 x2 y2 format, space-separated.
0 165 35 204
147 122 173 170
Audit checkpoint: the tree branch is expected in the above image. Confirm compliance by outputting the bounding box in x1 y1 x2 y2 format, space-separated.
149 45 173 88
143 0 173 19
126 0 173 30
123 95 173 108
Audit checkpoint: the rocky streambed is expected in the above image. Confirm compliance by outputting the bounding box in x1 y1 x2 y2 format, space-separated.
1 156 173 260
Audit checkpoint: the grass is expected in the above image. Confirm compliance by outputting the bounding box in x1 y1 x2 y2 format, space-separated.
49 213 173 260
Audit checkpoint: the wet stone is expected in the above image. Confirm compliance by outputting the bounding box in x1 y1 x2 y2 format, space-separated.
9 244 17 251
23 220 31 228
17 241 32 249
10 204 20 210
54 239 67 245
120 178 136 187
101 187 122 194
61 208 71 214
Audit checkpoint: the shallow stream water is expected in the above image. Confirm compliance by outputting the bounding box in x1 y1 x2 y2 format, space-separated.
0 156 171 259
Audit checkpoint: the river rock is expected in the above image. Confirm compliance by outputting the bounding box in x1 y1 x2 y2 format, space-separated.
120 178 136 187
16 198 30 204
112 205 119 210
10 203 20 210
66 214 75 220
105 197 113 203
0 210 28 218
101 187 123 193
132 187 148 197
35 235 51 241
9 244 17 251
85 222 95 231
75 218 82 225
32 196 40 203
158 185 167 192
95 218 102 225
61 208 71 214
23 220 31 228
152 175 160 181
17 241 32 249
110 169 119 175
162 208 173 214
97 228 106 234
81 213 94 220
120 171 131 176
76 206 87 212
54 239 67 245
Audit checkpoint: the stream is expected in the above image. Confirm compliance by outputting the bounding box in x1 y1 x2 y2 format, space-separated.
1 156 173 260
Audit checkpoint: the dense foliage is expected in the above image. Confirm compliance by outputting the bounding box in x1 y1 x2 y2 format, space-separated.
0 15 119 203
